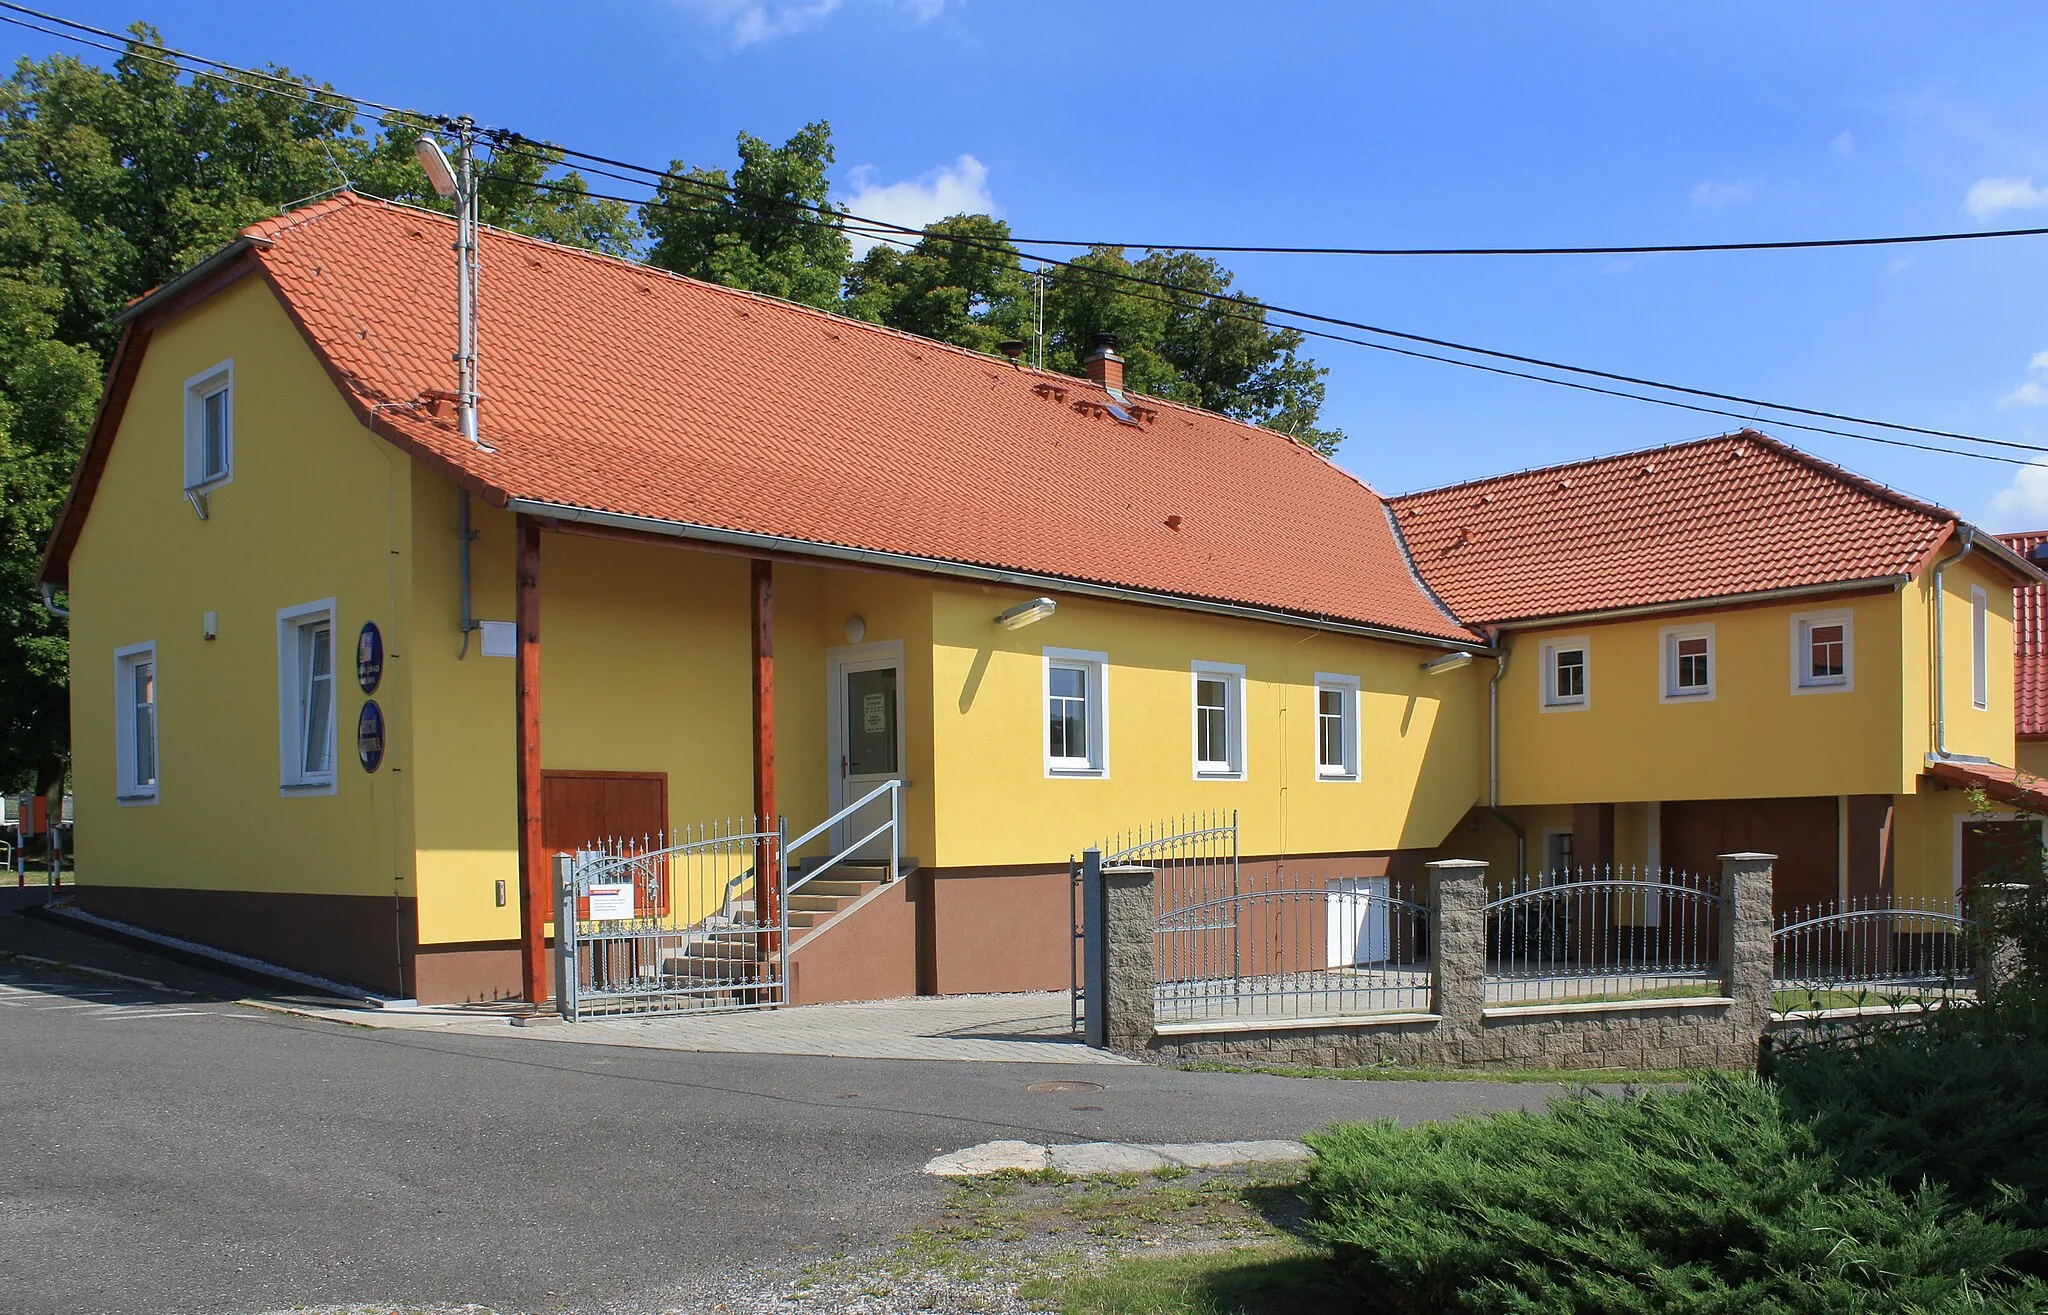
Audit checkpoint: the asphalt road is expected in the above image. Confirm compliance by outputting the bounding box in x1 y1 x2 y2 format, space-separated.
0 905 1560 1315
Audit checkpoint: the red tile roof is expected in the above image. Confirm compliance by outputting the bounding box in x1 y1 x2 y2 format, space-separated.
1997 531 2048 737
1926 758 2048 809
52 193 1472 643
1389 431 2000 626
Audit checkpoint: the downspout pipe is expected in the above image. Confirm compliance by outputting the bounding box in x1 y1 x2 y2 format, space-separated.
1486 633 1526 877
39 583 68 619
1930 526 1977 763
456 490 479 658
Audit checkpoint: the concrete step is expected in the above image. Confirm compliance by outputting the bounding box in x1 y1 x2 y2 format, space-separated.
797 878 880 899
788 892 861 914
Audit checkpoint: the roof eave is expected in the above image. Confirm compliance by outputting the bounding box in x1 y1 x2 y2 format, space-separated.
113 235 273 327
1482 575 1913 630
505 498 1492 653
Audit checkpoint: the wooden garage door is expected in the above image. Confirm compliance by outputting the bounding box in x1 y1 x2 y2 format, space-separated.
1961 818 2042 892
1662 797 1837 915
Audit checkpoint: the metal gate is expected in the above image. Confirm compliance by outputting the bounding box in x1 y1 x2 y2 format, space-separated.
1071 810 1238 1032
555 818 786 1018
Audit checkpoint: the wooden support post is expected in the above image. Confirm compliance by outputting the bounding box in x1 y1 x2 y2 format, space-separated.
752 559 780 958
515 517 548 1003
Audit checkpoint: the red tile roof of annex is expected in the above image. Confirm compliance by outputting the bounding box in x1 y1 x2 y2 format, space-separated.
224 194 1473 643
1997 530 2048 737
1389 432 1972 626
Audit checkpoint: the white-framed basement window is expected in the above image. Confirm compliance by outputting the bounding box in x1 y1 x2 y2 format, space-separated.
1791 609 1853 693
113 641 159 804
183 360 233 491
1191 661 1246 780
1044 647 1108 778
1659 623 1715 702
278 599 338 794
1539 636 1590 711
1972 586 1990 711
1314 673 1360 781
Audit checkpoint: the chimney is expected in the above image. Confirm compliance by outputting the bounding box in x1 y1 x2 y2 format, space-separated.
1083 333 1124 390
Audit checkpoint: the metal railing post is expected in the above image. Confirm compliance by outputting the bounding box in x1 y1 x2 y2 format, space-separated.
1082 847 1106 1048
889 781 901 884
552 852 577 1020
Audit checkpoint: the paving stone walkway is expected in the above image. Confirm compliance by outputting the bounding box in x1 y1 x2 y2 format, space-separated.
263 990 1136 1064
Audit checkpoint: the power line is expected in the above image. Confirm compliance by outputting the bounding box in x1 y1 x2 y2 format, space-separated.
7 5 2039 467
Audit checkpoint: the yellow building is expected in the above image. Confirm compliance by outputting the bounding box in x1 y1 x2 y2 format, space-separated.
1392 433 2039 912
39 194 1485 1003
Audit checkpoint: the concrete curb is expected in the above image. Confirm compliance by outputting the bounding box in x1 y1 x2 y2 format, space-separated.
924 1138 1313 1177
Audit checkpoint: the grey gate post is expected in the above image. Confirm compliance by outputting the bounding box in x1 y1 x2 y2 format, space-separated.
1081 847 1105 1047
1100 864 1158 1052
553 853 578 1021
1718 852 1776 1036
1427 859 1488 1036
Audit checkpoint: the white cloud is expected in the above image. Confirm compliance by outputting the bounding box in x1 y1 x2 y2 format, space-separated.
1690 179 1754 207
670 0 956 48
839 154 996 255
2032 349 2048 372
1963 176 2048 219
1830 130 1854 157
1992 460 2048 527
2001 381 2048 409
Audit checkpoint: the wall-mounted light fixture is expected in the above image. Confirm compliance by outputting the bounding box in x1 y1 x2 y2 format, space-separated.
844 615 867 644
1421 650 1474 676
995 597 1058 630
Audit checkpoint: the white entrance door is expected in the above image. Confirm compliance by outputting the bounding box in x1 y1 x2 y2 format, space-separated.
827 643 906 862
1327 877 1391 968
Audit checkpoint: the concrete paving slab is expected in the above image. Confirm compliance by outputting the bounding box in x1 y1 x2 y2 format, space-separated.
925 1137 1315 1176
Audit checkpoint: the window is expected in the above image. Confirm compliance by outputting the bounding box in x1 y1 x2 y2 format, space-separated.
1190 661 1246 779
1659 624 1715 701
1044 648 1108 777
1314 673 1360 780
278 600 338 793
1791 610 1853 693
114 642 158 803
1972 586 1989 711
183 361 233 491
1539 637 1590 710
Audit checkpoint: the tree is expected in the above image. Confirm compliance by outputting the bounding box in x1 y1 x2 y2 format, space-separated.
843 213 1029 353
0 26 635 795
641 122 849 311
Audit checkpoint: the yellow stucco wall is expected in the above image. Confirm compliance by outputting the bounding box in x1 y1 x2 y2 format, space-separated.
1496 590 1912 805
68 274 416 901
928 585 1483 866
1903 552 2015 771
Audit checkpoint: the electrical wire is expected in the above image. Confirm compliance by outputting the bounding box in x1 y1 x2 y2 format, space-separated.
7 3 2040 467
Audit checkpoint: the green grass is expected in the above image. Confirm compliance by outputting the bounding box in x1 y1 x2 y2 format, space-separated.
1182 1059 1719 1084
1029 1242 1351 1314
1487 982 1719 1007
1770 986 1968 1013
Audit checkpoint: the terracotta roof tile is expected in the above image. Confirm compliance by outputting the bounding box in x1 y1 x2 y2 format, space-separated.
1997 530 2048 737
242 195 1471 643
1389 432 1961 626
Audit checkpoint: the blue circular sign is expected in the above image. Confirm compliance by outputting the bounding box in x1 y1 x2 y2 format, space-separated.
356 700 386 773
356 621 384 694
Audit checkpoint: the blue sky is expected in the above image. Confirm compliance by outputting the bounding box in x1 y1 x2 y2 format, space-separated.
11 1 2048 525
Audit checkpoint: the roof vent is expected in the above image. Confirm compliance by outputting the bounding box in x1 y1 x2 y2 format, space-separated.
997 339 1026 362
1165 514 1183 531
2032 542 2048 563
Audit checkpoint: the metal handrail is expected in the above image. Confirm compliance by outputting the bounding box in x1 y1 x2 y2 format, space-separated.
785 778 903 896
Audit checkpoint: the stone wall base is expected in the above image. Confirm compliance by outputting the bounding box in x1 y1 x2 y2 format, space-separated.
1146 999 1761 1071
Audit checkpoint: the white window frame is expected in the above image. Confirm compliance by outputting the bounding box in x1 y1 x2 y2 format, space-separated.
1658 623 1716 703
113 641 159 805
1189 661 1247 781
277 598 339 795
1538 636 1591 711
183 360 234 492
1972 585 1989 711
1790 609 1854 694
1043 647 1109 778
1313 673 1361 781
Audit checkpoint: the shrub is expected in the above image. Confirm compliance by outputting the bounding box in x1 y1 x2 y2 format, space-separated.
1303 1079 2045 1314
1770 996 2048 1238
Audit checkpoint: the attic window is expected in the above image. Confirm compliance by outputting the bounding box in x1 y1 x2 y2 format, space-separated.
183 361 233 492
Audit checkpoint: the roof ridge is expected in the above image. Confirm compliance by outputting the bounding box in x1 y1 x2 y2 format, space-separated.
1390 430 1754 503
256 190 1346 470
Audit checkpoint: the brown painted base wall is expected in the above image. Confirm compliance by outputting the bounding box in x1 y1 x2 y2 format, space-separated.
72 885 418 998
413 942 527 1003
788 879 919 1005
1148 1002 1760 1072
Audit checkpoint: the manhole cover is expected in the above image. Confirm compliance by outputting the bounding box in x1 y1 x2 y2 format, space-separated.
1026 1080 1103 1093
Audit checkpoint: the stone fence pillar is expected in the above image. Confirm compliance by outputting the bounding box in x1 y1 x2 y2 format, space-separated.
1099 864 1157 1052
1970 882 2031 994
1427 859 1488 1034
1719 852 1775 1033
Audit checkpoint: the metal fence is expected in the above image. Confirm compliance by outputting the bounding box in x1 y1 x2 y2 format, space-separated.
556 817 785 1019
1155 877 1432 1025
1484 866 1725 1006
1074 811 1239 1031
1772 895 1976 1007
